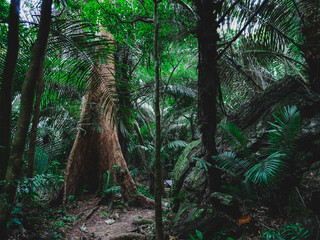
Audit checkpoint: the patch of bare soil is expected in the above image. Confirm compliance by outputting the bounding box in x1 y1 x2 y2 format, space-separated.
64 195 154 240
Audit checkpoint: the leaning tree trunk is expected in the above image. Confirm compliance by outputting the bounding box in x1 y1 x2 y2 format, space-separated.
302 9 320 93
0 0 52 237
193 0 222 191
27 57 45 178
63 31 148 206
0 0 20 183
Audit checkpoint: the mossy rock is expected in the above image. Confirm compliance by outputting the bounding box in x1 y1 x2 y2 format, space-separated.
175 162 207 206
171 140 208 210
171 203 234 238
172 140 201 189
211 192 235 206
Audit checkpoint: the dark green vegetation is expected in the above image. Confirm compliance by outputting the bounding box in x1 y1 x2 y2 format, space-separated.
0 0 320 239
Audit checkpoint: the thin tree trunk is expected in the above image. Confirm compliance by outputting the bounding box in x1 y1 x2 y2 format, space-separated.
133 121 147 167
190 113 196 141
153 1 163 239
0 0 20 183
184 113 196 141
0 0 52 237
27 58 45 178
193 0 222 191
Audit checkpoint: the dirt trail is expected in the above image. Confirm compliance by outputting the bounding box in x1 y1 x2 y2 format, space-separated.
64 196 154 240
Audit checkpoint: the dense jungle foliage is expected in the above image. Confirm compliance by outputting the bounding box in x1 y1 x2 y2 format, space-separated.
0 0 320 239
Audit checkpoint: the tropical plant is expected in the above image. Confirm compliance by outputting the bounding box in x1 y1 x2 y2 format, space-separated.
214 105 301 186
261 223 310 240
128 101 190 179
252 0 320 92
192 157 212 172
190 229 203 240
101 171 121 198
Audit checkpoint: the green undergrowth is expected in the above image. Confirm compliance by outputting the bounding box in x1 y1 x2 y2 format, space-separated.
138 186 154 199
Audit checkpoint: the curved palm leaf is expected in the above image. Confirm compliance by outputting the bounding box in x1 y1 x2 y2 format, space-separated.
245 152 287 186
214 152 252 176
267 105 301 155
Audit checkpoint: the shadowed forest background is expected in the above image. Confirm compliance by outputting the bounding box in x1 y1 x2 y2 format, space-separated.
0 0 320 239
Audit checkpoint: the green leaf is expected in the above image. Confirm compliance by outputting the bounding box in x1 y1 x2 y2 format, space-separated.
11 218 22 225
213 152 252 176
220 122 247 150
196 230 203 240
190 234 197 240
11 207 21 215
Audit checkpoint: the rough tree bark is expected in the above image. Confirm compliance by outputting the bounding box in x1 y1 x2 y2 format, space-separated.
193 0 223 191
0 0 52 237
63 31 149 206
0 0 20 183
228 77 320 133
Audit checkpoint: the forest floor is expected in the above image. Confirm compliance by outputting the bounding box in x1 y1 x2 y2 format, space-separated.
8 192 290 240
8 193 158 240
7 185 291 240
63 195 155 240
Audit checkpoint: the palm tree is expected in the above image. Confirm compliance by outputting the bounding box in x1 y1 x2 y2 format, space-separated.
240 0 320 92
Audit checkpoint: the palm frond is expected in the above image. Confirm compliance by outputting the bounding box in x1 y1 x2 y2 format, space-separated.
245 152 287 186
220 122 247 150
166 84 197 99
163 140 188 151
267 105 301 155
214 152 252 176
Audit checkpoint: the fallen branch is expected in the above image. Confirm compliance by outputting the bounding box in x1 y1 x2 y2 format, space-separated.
85 206 100 220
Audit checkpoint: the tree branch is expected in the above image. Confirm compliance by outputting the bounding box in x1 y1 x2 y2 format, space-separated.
120 16 153 24
216 0 242 27
172 0 198 21
224 54 263 91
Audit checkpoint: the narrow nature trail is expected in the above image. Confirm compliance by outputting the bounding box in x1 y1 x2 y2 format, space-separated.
64 196 155 240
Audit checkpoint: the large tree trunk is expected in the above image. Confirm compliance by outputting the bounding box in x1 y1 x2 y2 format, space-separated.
193 0 222 191
0 0 52 237
228 77 320 138
63 32 148 206
0 0 20 183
